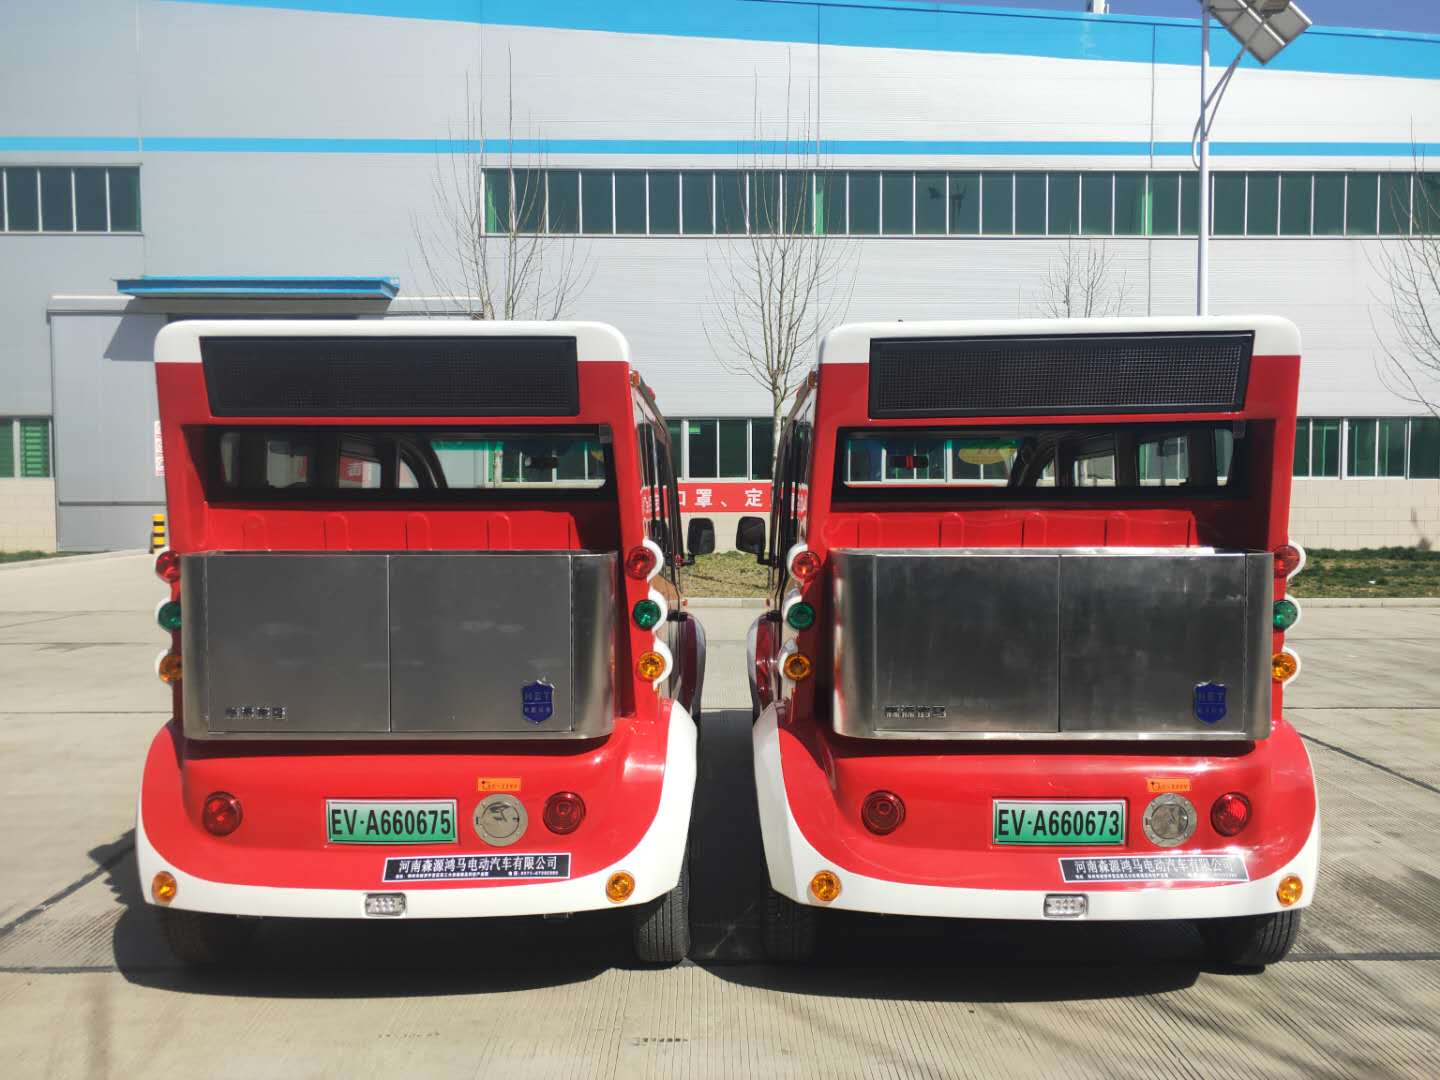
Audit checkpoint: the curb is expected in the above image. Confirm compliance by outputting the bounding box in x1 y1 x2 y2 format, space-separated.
1291 596 1440 608
0 549 148 573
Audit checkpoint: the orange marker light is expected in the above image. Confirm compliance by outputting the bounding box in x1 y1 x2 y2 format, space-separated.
1272 650 1299 683
151 871 178 905
637 650 667 682
157 652 183 685
1277 874 1303 907
606 871 635 903
782 652 813 681
809 870 841 903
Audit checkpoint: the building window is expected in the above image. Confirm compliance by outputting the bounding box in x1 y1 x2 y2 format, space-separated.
916 172 946 234
669 418 777 481
1246 172 1279 236
881 171 913 235
580 170 613 234
547 171 579 233
1048 172 1080 235
1346 173 1378 236
981 172 1013 235
1015 173 1046 235
1411 418 1440 479
0 418 51 478
847 171 879 235
1294 419 1341 478
1213 173 1246 236
1279 173 1310 235
649 172 680 234
2 166 140 233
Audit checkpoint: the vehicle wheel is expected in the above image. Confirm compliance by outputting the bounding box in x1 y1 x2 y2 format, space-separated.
761 888 817 963
1199 910 1302 968
632 853 691 965
156 907 257 966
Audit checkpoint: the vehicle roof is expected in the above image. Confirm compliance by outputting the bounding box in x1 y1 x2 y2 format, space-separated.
155 319 630 364
819 315 1301 365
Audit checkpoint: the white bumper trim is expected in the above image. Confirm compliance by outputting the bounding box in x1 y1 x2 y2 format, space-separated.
137 705 696 919
753 705 1319 921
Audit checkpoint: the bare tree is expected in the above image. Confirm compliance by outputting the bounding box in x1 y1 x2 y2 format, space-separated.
1374 158 1440 417
1034 239 1133 319
413 66 590 320
703 70 858 433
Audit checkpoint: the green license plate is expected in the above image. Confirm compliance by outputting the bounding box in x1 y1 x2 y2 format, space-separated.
326 800 457 844
993 800 1125 846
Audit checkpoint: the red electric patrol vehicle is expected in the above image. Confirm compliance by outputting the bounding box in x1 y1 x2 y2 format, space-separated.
139 320 702 965
741 316 1317 966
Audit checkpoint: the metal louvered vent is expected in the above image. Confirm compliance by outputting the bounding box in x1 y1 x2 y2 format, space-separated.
868 332 1253 418
201 335 580 417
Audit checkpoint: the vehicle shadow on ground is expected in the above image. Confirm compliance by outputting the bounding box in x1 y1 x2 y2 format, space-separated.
105 708 1211 1002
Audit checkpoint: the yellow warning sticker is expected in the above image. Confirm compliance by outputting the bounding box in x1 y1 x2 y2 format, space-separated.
477 778 522 793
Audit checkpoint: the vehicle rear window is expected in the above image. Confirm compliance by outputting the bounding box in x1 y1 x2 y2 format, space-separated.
209 427 610 499
837 422 1248 498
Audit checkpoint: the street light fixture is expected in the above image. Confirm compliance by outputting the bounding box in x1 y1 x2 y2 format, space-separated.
1195 1 1312 315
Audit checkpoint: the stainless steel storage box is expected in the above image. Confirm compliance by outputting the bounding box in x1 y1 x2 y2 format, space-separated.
831 548 1272 741
180 551 615 740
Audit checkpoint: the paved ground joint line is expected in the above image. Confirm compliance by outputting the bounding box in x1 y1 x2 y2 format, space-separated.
1299 732 1440 796
0 838 135 939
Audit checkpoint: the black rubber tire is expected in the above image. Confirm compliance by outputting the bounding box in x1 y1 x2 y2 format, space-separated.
156 907 257 966
761 888 818 963
632 853 691 965
1198 909 1302 968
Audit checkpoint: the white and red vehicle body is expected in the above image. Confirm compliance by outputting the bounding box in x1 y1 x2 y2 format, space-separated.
139 320 698 938
747 317 1317 935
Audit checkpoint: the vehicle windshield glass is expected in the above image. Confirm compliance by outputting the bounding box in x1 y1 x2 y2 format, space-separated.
836 422 1246 497
208 426 610 498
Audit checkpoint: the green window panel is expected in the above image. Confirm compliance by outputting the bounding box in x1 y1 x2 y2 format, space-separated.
483 168 509 232
1015 173 1045 235
1279 173 1311 235
1410 418 1440 479
108 167 140 232
547 171 579 232
1080 173 1112 236
1313 173 1345 236
682 172 712 234
818 173 845 235
665 419 685 470
1181 172 1200 235
751 170 781 234
1378 418 1407 477
1418 175 1440 235
718 419 748 477
0 419 13 477
1347 419 1377 478
916 172 946 234
1149 173 1179 236
1312 419 1341 477
1293 419 1310 477
782 171 811 234
1246 173 1278 236
1380 174 1410 235
614 171 646 234
981 172 1012 234
1048 172 1079 235
6 168 39 230
881 172 913 235
74 168 107 231
751 418 774 480
716 171 746 234
649 172 680 234
687 419 717 478
1346 173 1378 235
1212 173 1245 236
949 172 980 234
580 171 613 234
848 172 879 235
20 419 50 479
512 169 544 233
40 167 72 231
1114 173 1145 235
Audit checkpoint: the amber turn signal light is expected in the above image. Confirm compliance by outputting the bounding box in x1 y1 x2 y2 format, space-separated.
781 652 813 681
606 871 635 903
1277 874 1303 907
151 871 178 905
809 870 841 903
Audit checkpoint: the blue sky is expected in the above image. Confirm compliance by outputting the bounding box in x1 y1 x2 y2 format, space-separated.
943 1 1440 35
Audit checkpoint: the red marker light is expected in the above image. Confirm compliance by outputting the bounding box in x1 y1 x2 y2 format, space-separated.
1210 792 1252 837
543 791 586 834
154 549 180 584
790 549 822 584
625 544 659 580
1274 544 1304 579
861 790 906 835
202 792 243 837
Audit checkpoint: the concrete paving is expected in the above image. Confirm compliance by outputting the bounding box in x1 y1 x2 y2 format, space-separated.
0 553 1437 1078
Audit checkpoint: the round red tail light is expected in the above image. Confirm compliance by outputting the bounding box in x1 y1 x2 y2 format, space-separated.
202 792 243 837
790 548 822 584
1273 544 1305 579
1210 792 1252 837
861 790 906 835
543 791 586 834
624 544 659 580
154 549 181 584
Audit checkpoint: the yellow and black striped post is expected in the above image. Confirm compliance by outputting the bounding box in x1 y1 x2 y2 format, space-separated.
150 514 167 553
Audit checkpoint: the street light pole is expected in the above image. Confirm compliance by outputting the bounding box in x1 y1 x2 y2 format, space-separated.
1197 4 1211 316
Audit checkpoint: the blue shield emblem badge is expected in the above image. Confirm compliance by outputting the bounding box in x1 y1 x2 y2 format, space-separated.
1193 682 1228 724
522 680 554 725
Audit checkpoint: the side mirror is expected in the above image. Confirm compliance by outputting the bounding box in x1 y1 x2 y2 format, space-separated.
687 517 716 557
736 516 766 559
